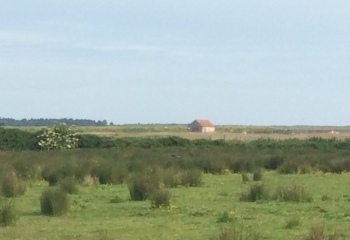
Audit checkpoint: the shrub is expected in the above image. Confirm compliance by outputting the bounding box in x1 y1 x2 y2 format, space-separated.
180 169 203 187
81 174 96 187
150 188 172 209
277 161 299 174
0 201 18 227
92 163 127 185
128 172 160 201
274 184 313 203
40 188 69 216
241 173 249 183
159 168 182 188
240 183 266 202
1 173 27 198
59 177 79 194
253 169 263 181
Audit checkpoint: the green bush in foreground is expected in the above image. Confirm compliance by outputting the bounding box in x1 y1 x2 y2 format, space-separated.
1 173 27 198
40 187 69 216
180 169 203 187
0 201 18 227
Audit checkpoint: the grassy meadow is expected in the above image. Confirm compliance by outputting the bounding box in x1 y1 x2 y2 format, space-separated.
0 135 350 239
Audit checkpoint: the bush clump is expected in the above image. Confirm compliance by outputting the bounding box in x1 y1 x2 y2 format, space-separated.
253 169 263 181
241 172 249 183
240 182 267 202
0 201 18 227
150 188 172 209
40 187 69 216
128 172 160 201
1 173 27 198
180 169 203 187
59 177 79 194
274 184 313 202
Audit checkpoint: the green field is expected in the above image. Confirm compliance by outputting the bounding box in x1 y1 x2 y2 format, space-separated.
0 172 350 239
0 142 350 240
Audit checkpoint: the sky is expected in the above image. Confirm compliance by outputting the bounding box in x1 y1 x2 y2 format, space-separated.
1 1 349 125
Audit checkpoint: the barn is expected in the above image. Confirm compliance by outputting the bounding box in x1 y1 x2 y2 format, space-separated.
188 119 215 133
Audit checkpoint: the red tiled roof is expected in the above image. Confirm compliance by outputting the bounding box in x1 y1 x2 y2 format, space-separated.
194 119 214 127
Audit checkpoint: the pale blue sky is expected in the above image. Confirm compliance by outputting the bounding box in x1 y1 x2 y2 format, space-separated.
1 1 349 125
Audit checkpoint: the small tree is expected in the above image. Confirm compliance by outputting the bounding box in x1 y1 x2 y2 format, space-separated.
37 123 78 151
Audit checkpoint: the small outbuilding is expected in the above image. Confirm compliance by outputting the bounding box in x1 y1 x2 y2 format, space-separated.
188 119 215 133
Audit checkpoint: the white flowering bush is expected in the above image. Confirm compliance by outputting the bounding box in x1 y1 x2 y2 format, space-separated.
37 123 78 151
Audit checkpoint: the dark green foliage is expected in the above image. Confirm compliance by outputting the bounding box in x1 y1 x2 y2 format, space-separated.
0 201 18 227
40 187 69 216
92 162 128 185
277 161 299 174
253 169 263 181
150 188 172 209
241 173 249 183
0 128 39 151
240 183 266 202
128 171 160 201
1 173 27 198
59 177 79 194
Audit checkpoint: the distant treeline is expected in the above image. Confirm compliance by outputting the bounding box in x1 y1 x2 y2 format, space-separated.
0 118 109 127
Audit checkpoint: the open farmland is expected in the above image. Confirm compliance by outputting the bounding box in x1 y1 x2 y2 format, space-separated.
0 140 350 239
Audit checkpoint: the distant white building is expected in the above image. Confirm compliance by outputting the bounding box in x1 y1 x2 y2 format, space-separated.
188 119 215 133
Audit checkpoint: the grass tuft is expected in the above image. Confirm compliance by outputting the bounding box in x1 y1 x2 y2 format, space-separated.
59 177 79 194
1 173 27 198
0 201 18 227
274 184 313 202
240 182 267 202
40 187 70 216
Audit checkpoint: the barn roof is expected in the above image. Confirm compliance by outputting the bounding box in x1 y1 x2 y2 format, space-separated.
193 119 214 127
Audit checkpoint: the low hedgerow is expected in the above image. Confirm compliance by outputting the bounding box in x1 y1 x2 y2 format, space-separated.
274 184 313 203
240 182 267 202
1 173 27 198
150 188 172 209
40 187 69 216
0 201 18 227
59 177 79 194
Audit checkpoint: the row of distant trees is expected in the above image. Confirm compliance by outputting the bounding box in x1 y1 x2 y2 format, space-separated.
0 118 111 127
